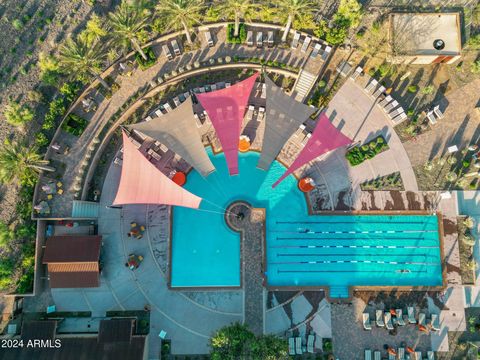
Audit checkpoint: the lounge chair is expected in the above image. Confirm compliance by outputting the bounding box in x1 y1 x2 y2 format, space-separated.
426 111 437 124
257 107 265 122
225 82 231 88
144 115 153 122
301 133 312 146
247 31 253 46
171 39 181 56
267 31 274 47
199 86 206 93
398 347 405 360
374 351 381 360
408 307 416 324
433 105 444 119
295 337 302 354
173 96 181 107
163 44 173 60
418 312 426 327
415 351 422 360
388 106 404 118
431 314 440 331
293 124 306 138
392 111 407 125
365 79 378 93
288 337 295 355
363 313 372 330
388 355 396 360
113 157 123 166
365 349 372 360
261 83 266 99
321 45 332 60
163 102 172 112
379 95 393 107
291 31 300 49
211 84 217 91
384 100 399 113
205 31 214 47
384 312 394 330
427 351 435 360
256 32 263 48
350 66 363 80
154 109 163 117
311 43 321 58
396 309 406 326
373 85 386 98
376 310 385 327
194 113 202 128
183 92 190 100
307 334 315 353
301 36 312 53
245 105 254 122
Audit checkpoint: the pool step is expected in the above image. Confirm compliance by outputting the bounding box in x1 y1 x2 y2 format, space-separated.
328 286 350 299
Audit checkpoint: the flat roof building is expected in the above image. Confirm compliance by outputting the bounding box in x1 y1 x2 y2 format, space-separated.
388 12 462 65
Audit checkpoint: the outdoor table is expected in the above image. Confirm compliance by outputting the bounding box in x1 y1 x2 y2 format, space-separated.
127 254 143 270
129 222 145 239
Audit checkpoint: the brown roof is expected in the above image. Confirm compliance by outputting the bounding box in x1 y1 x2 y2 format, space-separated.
98 319 134 343
20 321 57 341
43 235 101 263
47 268 100 288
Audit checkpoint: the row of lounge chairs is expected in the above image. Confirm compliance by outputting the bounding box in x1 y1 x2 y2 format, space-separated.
426 105 444 125
365 349 435 360
363 308 440 331
288 334 315 355
163 39 181 60
291 31 331 60
246 30 274 48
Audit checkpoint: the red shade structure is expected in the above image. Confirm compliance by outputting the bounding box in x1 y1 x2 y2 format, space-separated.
113 131 202 208
196 73 259 175
272 113 352 188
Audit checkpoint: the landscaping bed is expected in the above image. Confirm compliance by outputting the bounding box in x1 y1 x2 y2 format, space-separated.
361 172 404 191
345 135 389 166
61 113 88 136
226 23 247 44
457 217 476 285
135 47 157 70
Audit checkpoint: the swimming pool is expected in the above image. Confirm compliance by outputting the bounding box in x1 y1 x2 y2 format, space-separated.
170 150 443 295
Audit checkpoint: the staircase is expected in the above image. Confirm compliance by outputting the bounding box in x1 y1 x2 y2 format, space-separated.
293 70 318 102
328 286 351 300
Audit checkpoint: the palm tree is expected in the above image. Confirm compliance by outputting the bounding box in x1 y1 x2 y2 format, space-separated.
80 14 108 46
275 0 318 42
108 0 150 60
156 0 204 44
0 140 52 185
219 0 256 37
58 36 109 90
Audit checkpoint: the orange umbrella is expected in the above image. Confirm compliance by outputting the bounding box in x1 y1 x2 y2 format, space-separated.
172 171 186 186
387 348 397 356
298 177 315 192
406 347 415 353
390 309 396 316
238 136 250 152
419 324 428 332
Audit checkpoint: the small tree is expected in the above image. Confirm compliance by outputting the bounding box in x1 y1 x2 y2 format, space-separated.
3 101 34 126
219 0 256 37
464 216 475 229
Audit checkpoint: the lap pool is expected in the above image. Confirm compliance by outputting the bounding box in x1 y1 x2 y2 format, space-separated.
170 150 443 296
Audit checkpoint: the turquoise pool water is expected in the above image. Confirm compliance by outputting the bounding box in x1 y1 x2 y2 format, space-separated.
171 150 443 294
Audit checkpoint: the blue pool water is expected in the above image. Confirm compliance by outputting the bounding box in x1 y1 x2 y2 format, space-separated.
171 150 443 294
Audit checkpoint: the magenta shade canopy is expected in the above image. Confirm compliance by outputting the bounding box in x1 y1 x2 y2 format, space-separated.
272 113 352 188
196 73 259 175
113 131 202 208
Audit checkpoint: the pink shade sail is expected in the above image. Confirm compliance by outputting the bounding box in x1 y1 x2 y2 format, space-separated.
272 113 352 188
196 73 259 175
113 131 202 208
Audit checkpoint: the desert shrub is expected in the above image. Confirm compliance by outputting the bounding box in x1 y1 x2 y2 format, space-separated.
407 85 418 93
3 101 34 126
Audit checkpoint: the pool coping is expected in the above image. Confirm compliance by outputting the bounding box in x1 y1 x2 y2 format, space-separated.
263 210 446 302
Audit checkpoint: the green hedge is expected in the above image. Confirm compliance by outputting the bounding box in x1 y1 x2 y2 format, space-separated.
62 113 88 136
226 23 247 44
346 136 389 166
135 47 157 70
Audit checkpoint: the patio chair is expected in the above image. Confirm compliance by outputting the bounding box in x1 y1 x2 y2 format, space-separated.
408 307 416 324
365 79 378 93
433 105 444 119
247 31 253 46
430 314 440 331
365 349 372 360
384 100 399 113
427 351 435 360
301 36 312 53
415 351 422 360
171 39 181 56
363 313 372 330
291 31 300 49
256 32 263 48
426 110 437 124
163 44 173 60
379 95 393 107
374 351 381 360
388 106 404 119
396 309 406 326
398 347 405 360
267 31 274 47
373 85 386 98
392 112 407 125
321 45 332 61
384 312 394 330
307 334 315 353
257 107 265 122
288 337 295 355
376 310 385 327
295 337 303 354
311 43 321 58
418 312 426 327
350 66 363 80
205 30 214 47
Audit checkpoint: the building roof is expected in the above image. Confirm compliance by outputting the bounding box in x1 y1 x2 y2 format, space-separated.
390 13 461 56
98 319 134 343
47 266 100 288
127 97 215 177
113 131 202 208
20 320 57 341
43 235 101 263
